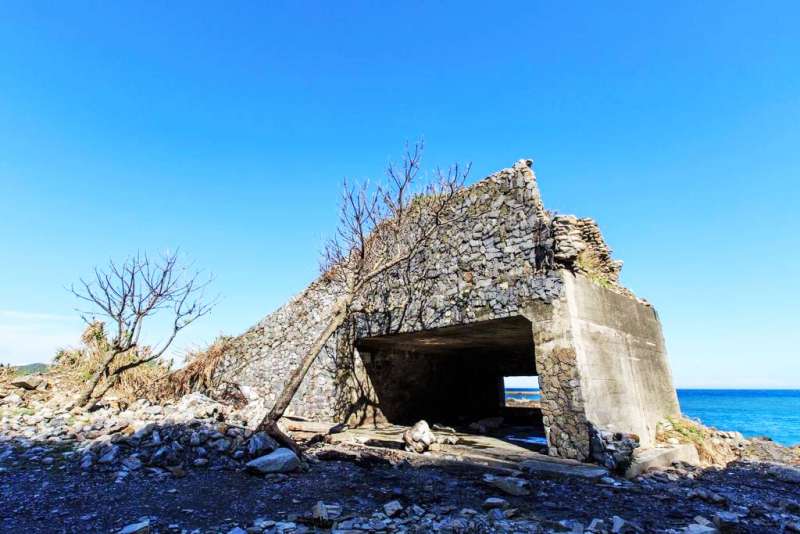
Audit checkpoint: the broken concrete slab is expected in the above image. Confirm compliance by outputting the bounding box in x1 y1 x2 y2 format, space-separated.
325 425 613 479
520 458 608 479
483 474 530 496
625 444 700 478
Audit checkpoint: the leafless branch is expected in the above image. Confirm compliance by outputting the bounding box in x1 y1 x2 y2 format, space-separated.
69 250 216 408
262 141 470 449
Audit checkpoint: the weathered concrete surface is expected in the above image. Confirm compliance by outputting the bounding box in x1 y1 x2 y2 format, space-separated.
520 270 681 459
625 444 700 478
328 425 609 479
519 458 608 479
563 272 681 448
524 285 592 460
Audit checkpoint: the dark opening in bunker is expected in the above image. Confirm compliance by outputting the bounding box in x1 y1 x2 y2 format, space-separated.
355 316 545 440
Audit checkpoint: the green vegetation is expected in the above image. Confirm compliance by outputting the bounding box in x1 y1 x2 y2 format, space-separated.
0 362 49 379
14 363 49 375
665 416 708 445
576 250 613 289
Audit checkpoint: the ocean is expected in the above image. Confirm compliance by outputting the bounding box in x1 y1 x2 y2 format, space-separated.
505 388 800 446
677 389 800 446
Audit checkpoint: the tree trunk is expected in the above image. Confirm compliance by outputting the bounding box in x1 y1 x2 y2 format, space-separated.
83 373 121 411
71 349 120 408
256 296 350 452
262 419 304 458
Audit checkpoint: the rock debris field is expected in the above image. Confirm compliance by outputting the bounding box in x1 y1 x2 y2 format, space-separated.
2 380 800 533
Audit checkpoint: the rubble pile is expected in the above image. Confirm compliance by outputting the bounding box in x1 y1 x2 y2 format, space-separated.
0 375 300 478
3 374 800 533
657 417 800 467
286 499 544 533
590 428 640 473
551 215 624 288
110 501 662 534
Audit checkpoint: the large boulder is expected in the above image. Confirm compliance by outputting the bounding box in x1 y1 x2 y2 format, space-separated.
247 431 280 457
246 448 300 474
10 375 44 391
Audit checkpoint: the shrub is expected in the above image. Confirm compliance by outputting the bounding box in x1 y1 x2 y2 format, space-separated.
146 336 244 405
0 364 16 383
51 321 172 404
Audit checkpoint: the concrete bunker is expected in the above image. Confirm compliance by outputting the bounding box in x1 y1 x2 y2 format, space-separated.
214 159 683 465
355 316 545 437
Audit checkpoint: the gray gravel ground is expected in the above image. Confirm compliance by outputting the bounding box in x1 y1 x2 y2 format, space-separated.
2 442 800 533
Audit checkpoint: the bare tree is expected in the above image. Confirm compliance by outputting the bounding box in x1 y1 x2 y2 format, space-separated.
257 141 469 452
70 251 215 409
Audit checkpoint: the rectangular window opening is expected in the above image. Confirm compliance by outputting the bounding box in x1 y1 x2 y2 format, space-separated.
503 376 540 408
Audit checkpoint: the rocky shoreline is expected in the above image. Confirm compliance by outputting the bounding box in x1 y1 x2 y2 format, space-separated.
2 375 799 533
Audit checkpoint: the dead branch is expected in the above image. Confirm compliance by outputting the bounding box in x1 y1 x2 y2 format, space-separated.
69 251 215 409
258 141 469 452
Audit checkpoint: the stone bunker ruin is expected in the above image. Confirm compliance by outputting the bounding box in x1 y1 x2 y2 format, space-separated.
214 159 681 462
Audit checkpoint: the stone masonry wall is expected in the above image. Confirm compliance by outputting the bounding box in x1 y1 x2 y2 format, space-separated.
524 287 592 460
351 160 563 339
552 215 624 291
214 160 565 422
208 158 674 461
212 278 342 421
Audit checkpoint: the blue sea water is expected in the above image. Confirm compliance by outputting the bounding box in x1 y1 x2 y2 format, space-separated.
505 388 542 401
505 388 800 446
677 389 800 446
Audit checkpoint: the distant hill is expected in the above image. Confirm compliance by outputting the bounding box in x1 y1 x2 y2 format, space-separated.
13 363 49 376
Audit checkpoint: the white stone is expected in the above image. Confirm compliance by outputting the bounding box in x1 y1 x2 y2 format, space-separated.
482 497 509 509
383 500 403 517
403 420 435 453
119 520 150 534
246 448 300 474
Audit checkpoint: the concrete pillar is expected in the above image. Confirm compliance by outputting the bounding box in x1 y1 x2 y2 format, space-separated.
524 270 680 459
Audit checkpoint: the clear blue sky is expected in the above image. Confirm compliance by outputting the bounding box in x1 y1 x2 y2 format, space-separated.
1 2 798 388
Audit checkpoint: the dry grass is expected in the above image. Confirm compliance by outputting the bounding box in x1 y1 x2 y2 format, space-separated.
658 416 707 445
576 250 612 289
660 416 800 466
657 416 739 466
0 364 16 384
146 336 243 404
49 324 240 406
5 322 238 408
51 321 172 403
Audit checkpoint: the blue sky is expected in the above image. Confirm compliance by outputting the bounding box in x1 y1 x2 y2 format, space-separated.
0 2 798 387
